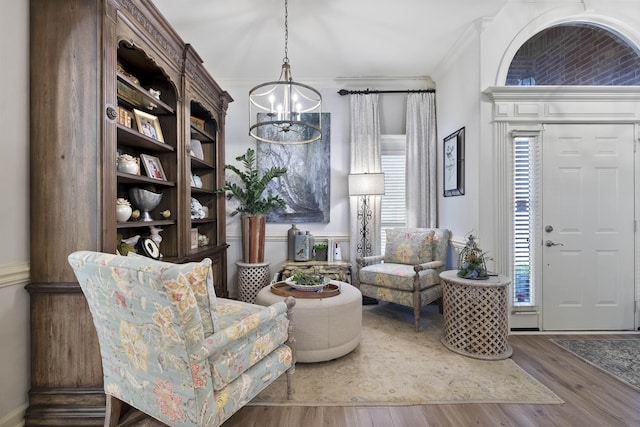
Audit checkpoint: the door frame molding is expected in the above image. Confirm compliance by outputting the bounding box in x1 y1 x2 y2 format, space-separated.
484 86 640 330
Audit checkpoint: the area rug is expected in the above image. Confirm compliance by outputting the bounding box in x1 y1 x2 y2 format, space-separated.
550 337 640 391
250 303 563 406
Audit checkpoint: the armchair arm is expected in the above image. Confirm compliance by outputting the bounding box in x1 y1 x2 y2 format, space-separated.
414 260 444 272
356 255 385 268
192 299 292 362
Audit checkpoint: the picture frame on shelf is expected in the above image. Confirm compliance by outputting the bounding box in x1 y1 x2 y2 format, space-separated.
191 228 199 250
189 139 204 160
133 108 164 142
190 116 205 131
443 127 465 197
140 154 167 181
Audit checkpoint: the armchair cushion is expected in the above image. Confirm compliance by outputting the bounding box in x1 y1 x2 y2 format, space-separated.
208 299 290 391
384 229 435 265
358 262 440 291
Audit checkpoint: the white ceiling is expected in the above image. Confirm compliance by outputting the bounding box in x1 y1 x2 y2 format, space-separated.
151 0 508 83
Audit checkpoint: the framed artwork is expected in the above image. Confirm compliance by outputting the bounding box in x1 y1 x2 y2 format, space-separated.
140 154 166 181
443 127 465 197
257 113 331 223
133 109 164 142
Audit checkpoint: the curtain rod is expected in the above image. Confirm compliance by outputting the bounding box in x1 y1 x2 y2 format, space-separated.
337 88 435 96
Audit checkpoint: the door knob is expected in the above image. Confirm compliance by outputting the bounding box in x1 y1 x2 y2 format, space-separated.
545 225 553 233
545 240 564 247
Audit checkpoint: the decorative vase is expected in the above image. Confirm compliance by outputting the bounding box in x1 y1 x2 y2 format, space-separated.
116 204 132 222
129 187 163 222
287 224 298 261
314 247 328 261
117 155 139 175
240 214 266 263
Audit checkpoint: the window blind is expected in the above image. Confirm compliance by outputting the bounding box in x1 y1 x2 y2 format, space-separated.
380 135 407 252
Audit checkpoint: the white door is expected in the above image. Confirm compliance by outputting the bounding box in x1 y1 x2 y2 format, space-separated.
542 124 635 330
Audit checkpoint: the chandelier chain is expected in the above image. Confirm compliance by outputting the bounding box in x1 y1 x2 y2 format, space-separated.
283 0 289 64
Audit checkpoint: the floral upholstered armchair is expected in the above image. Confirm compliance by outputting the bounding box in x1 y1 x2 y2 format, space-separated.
68 251 295 427
356 228 450 331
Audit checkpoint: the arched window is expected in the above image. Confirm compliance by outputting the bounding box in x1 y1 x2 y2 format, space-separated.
506 24 640 85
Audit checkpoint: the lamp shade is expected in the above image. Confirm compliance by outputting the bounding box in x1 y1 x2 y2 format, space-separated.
348 173 385 196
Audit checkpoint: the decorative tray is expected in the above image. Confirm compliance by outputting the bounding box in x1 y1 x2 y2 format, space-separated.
270 281 341 298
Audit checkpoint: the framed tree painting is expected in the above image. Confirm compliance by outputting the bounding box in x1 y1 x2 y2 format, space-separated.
257 113 331 223
443 127 465 197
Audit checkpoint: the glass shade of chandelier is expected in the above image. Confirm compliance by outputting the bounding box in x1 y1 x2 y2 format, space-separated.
248 0 322 145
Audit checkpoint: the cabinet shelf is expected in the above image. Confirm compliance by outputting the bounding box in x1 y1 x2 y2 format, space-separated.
117 124 175 152
117 219 175 229
192 218 217 225
117 72 175 114
190 125 215 142
191 156 214 170
117 172 176 187
191 187 215 195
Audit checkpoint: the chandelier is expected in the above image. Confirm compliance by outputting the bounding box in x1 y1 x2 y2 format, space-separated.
248 0 322 144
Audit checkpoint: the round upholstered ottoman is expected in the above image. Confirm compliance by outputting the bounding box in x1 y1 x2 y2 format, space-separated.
256 281 362 363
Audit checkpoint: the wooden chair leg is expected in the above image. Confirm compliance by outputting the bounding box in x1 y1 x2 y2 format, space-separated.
105 395 122 427
105 395 156 427
285 296 296 400
286 367 295 400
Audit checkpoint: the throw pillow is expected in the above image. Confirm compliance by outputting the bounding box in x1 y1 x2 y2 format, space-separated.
384 229 435 265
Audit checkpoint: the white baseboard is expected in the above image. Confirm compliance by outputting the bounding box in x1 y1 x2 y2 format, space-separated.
0 404 26 427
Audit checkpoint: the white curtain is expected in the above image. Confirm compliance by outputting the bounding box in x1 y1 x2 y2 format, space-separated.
349 94 382 263
406 92 437 228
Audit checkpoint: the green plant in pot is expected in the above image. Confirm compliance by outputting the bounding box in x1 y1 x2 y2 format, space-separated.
217 148 287 263
313 243 328 261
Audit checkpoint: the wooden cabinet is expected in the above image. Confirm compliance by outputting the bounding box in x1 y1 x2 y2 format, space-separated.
182 45 232 297
26 0 231 424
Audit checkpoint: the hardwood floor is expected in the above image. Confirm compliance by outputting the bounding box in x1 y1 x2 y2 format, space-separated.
223 334 640 427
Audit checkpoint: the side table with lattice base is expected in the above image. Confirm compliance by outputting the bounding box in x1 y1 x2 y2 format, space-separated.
236 261 271 304
439 270 512 360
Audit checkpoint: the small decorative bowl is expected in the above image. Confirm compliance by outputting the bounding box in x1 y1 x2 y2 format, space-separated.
285 276 329 292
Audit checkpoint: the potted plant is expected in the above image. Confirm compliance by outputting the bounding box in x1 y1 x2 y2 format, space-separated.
313 243 328 261
217 148 287 263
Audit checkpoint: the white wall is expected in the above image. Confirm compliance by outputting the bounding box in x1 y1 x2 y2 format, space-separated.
0 1 31 426
433 0 640 267
432 20 484 248
219 80 352 295
218 78 421 296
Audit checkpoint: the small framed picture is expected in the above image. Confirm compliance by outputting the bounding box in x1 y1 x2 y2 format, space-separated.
133 109 164 142
140 154 167 181
191 228 199 250
443 127 465 197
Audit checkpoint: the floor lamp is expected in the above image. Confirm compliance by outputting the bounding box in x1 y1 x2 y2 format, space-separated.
349 173 385 258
